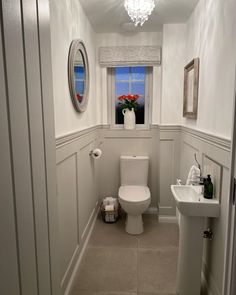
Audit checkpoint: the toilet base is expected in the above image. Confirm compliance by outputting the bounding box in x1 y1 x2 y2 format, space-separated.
126 214 143 235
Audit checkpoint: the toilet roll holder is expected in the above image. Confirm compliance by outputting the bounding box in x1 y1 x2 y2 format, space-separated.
89 148 102 158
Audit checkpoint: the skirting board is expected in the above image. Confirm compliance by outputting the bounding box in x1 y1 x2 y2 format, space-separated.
158 215 178 223
64 204 100 295
144 206 158 215
144 207 178 223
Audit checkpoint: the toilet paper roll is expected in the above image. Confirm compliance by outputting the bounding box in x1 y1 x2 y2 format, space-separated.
91 148 102 159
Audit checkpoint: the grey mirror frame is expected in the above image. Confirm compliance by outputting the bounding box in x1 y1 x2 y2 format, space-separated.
68 39 89 112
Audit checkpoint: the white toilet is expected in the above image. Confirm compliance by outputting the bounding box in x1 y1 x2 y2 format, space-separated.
118 155 151 235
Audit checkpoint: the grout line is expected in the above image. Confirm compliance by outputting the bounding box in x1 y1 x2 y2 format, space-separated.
137 237 140 294
138 245 179 251
75 217 179 295
87 245 139 251
138 247 179 254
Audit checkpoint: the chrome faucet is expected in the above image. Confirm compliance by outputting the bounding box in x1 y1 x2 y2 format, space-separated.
189 176 206 194
194 153 201 176
189 176 203 185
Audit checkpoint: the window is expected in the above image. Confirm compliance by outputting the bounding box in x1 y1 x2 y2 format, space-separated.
108 66 152 128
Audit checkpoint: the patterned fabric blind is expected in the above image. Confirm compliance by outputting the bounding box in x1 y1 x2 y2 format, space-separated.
99 46 161 67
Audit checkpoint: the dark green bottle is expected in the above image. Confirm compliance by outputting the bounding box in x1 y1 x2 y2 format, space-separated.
204 175 213 199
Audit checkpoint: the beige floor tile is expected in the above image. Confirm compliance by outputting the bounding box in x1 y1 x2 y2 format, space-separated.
70 292 137 295
138 248 178 294
97 292 137 295
70 290 96 295
88 216 138 249
139 216 179 250
71 247 138 293
138 293 176 295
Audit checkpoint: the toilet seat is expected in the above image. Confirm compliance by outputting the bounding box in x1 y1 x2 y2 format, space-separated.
118 186 150 203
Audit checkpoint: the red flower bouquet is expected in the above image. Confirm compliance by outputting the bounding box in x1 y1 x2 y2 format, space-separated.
118 94 139 111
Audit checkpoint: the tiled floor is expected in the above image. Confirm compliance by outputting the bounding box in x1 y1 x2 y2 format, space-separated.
70 214 179 295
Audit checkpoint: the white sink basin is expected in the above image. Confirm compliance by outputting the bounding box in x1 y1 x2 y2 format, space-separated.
171 185 220 217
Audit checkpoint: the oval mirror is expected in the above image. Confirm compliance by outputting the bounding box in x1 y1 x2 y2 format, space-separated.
68 40 89 112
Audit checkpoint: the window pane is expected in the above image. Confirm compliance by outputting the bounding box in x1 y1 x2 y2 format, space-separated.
115 67 129 81
131 66 145 80
114 66 146 125
115 104 124 124
116 82 129 96
74 66 84 79
131 82 145 96
136 95 145 124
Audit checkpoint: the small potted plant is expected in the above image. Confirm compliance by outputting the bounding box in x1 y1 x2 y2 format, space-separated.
118 94 139 129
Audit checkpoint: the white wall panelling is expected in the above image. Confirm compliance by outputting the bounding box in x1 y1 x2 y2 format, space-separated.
56 127 99 294
1 0 38 291
180 127 231 294
98 125 180 216
98 126 160 207
159 126 181 215
57 154 79 286
0 0 58 294
203 155 223 201
38 0 61 292
0 10 20 295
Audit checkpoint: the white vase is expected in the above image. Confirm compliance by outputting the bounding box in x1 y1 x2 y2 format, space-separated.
122 108 136 130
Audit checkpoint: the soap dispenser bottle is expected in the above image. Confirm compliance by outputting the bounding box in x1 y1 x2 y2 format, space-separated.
204 175 213 199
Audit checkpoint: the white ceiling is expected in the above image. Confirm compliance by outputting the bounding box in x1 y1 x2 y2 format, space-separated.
79 0 199 33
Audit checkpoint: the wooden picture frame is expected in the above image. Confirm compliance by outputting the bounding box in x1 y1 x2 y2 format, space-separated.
183 58 200 119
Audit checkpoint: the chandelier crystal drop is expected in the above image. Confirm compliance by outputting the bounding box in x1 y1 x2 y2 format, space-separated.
124 0 155 26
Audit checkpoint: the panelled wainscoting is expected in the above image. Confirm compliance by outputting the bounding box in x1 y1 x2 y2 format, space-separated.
55 124 231 295
56 126 100 294
98 125 181 218
98 125 160 209
159 125 181 217
180 127 231 295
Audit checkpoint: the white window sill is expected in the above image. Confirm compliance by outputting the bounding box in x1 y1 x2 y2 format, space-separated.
108 124 151 131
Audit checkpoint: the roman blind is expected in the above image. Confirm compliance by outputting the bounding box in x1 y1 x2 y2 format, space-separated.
99 46 161 67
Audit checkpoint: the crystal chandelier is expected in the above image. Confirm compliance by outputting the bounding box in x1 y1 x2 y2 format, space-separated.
124 0 155 26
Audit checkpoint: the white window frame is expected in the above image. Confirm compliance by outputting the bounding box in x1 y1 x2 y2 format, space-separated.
107 66 153 129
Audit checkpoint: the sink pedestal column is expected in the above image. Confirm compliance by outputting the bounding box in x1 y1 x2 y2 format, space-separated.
177 214 205 295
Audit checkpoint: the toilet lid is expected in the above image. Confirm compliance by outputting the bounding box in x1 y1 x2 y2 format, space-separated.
118 186 150 202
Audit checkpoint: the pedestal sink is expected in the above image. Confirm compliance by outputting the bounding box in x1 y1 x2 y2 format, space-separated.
171 185 220 295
